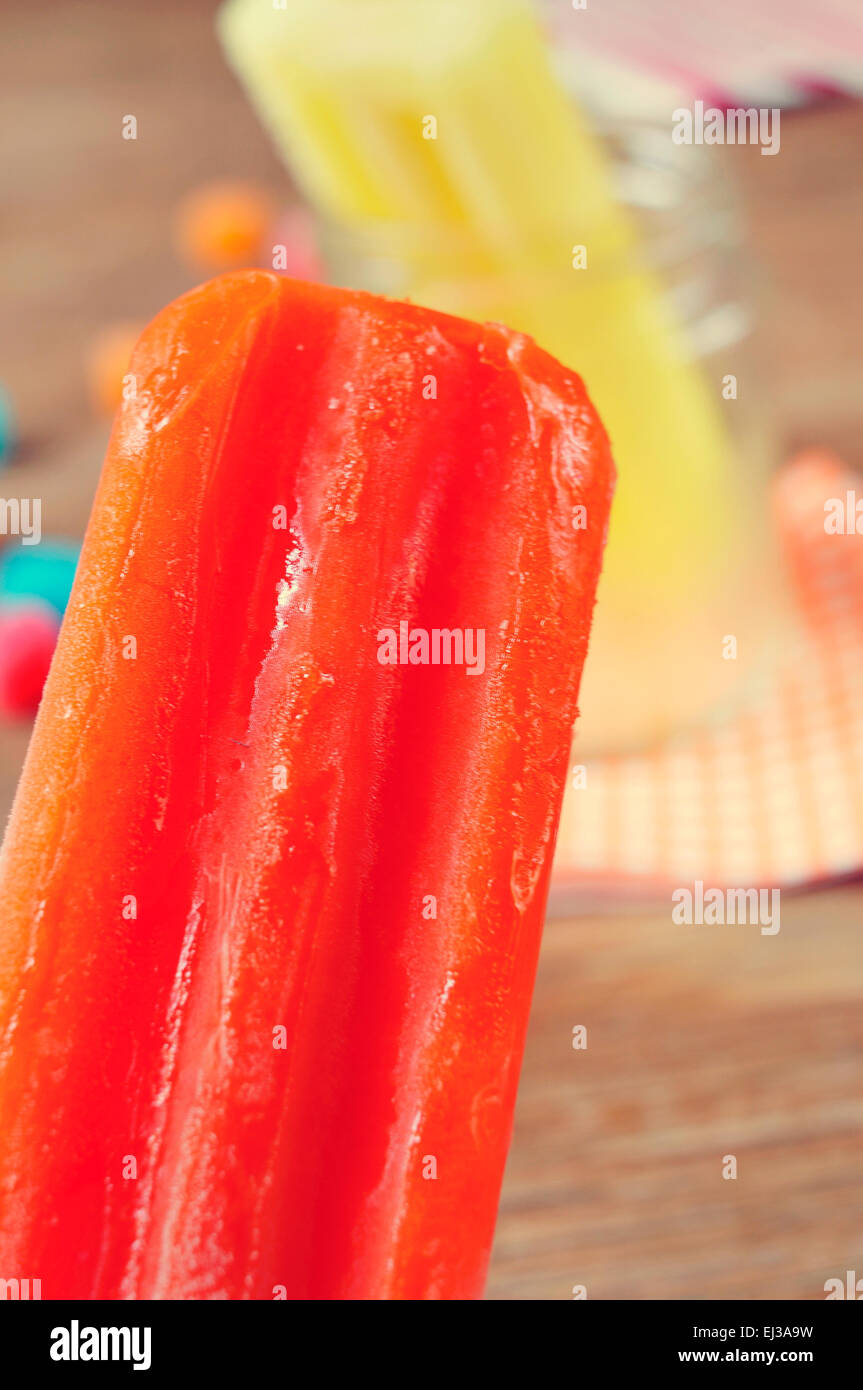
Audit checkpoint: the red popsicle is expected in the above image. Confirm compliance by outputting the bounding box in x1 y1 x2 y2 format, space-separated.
0 271 614 1299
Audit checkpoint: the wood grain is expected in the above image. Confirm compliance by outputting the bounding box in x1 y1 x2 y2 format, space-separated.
488 888 863 1299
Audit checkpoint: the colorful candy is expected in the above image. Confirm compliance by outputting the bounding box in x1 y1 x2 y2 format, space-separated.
0 539 81 617
86 323 145 417
174 179 274 270
0 602 60 718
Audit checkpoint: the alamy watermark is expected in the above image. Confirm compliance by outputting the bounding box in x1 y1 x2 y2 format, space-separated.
824 1271 863 1299
50 1321 151 1371
824 492 863 535
377 621 485 676
673 101 780 157
0 497 41 545
0 1276 41 1299
672 880 781 935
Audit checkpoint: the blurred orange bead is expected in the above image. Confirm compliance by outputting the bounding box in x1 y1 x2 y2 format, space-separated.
86 323 144 418
174 180 274 269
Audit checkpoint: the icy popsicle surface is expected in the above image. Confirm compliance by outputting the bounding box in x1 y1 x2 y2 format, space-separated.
0 271 613 1299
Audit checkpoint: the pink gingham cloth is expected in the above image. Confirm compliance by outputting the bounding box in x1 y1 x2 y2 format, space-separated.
554 452 863 893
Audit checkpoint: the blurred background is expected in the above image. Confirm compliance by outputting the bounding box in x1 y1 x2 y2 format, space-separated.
1 0 861 1298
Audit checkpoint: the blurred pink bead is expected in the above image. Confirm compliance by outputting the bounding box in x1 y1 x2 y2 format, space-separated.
269 206 325 282
0 603 61 719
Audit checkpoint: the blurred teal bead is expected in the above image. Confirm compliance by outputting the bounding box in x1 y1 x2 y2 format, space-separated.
0 539 82 616
0 388 15 463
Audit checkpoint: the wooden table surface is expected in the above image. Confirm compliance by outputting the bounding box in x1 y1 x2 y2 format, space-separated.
1 0 861 1300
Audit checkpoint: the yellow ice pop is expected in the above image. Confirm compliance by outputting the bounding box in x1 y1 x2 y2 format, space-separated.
219 0 760 746
218 0 631 263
